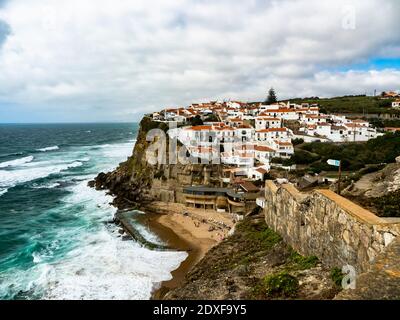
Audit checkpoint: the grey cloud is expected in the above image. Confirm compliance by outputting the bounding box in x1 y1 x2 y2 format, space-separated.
0 20 10 48
0 0 399 122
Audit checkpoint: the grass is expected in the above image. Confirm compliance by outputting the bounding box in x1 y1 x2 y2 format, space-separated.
294 132 400 173
284 95 399 115
330 267 345 288
365 190 400 217
193 217 283 278
252 272 299 298
235 218 282 250
288 248 319 270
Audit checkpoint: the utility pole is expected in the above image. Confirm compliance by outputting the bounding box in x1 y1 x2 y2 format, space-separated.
338 161 342 195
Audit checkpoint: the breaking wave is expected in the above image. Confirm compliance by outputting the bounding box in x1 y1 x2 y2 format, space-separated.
0 156 34 168
37 146 59 152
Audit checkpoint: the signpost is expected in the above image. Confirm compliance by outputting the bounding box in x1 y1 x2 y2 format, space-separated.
327 159 342 195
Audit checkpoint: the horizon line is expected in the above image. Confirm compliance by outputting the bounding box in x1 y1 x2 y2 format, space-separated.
0 121 139 125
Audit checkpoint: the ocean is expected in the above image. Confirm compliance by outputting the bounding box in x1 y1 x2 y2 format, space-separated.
0 123 187 300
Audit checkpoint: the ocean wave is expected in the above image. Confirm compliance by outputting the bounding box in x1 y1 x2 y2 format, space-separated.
0 156 34 169
37 146 59 152
0 152 24 159
31 182 61 190
0 188 8 197
42 229 187 300
0 161 83 188
0 181 187 300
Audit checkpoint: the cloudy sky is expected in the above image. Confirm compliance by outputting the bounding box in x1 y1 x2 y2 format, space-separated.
0 0 399 122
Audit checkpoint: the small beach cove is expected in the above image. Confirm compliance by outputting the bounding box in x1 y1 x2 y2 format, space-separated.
116 201 236 299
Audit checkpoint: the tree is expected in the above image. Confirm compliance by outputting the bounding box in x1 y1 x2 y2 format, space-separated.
189 115 203 126
266 87 277 104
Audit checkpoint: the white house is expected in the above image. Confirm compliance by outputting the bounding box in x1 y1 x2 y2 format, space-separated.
263 109 298 120
392 100 400 108
254 145 276 163
248 166 270 181
255 117 281 130
235 125 254 143
255 128 292 143
270 140 294 158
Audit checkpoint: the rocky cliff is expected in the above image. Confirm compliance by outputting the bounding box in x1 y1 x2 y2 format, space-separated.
90 116 222 209
90 116 162 208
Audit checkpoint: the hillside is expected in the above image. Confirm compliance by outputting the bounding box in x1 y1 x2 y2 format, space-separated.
282 95 399 115
165 215 340 300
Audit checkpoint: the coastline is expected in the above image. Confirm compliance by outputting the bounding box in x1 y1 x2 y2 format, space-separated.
137 202 235 299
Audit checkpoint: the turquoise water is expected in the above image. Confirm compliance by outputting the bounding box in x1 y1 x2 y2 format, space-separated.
0 123 187 300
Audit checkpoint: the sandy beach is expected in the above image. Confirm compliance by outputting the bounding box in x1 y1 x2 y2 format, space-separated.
138 201 236 299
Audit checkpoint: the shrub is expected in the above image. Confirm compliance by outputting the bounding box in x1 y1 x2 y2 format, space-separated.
204 114 219 122
289 149 321 165
330 267 344 287
369 190 400 217
189 115 203 126
271 157 284 164
263 272 299 298
153 171 164 179
292 138 304 146
288 249 319 270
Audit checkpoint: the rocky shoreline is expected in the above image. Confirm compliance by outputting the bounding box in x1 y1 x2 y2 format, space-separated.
88 117 343 300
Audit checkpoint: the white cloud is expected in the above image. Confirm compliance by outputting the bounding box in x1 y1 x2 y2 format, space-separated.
0 0 399 121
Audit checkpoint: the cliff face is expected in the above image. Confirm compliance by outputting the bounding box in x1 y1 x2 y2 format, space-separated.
91 117 165 209
91 117 221 209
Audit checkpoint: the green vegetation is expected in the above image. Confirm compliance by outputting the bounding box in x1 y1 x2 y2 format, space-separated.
261 272 299 298
289 132 400 173
292 138 304 146
283 149 320 166
189 115 204 126
266 87 277 104
204 114 219 122
200 218 283 277
285 95 399 115
236 218 282 250
366 190 400 217
140 116 169 132
330 267 344 287
288 249 319 270
369 118 400 128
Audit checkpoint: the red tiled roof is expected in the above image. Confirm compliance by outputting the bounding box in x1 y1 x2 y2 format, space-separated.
186 125 213 131
255 145 275 152
256 168 268 174
256 117 281 121
256 128 287 133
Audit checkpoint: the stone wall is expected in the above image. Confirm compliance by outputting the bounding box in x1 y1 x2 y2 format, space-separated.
264 181 400 273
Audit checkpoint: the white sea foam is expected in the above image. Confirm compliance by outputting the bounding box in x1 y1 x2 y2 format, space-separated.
31 182 61 190
37 146 59 152
0 161 82 188
0 156 34 168
42 181 187 300
100 143 133 159
0 137 183 300
0 188 7 197
43 229 187 300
